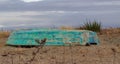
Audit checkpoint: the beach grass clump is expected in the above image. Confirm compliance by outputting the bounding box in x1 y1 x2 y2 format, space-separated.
83 20 101 32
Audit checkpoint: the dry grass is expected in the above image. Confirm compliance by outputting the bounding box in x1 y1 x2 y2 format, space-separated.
59 26 74 30
0 31 10 47
100 28 120 35
0 38 7 47
0 31 10 38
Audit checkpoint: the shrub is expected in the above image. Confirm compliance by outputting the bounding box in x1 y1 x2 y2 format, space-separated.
83 20 101 32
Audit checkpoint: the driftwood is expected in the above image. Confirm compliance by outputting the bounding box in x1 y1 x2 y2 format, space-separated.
26 38 47 64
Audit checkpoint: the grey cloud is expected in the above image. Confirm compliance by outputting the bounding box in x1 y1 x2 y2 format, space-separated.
0 0 120 28
0 10 120 27
0 0 120 11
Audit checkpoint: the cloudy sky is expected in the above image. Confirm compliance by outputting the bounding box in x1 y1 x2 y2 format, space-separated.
0 0 120 28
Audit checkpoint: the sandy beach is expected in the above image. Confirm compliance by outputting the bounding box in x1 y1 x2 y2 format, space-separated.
0 28 120 64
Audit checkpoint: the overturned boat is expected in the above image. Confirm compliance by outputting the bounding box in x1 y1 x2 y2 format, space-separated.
6 29 100 46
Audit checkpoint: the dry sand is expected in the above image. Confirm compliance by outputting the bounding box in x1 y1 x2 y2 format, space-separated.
0 29 120 64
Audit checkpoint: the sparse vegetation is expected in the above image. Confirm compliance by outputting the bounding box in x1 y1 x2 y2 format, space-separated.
0 28 120 64
59 26 74 30
0 32 10 38
83 20 101 32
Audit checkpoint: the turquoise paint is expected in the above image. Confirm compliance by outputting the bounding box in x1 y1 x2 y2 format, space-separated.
6 29 100 46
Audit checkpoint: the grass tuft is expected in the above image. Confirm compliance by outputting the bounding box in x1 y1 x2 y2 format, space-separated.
83 20 101 32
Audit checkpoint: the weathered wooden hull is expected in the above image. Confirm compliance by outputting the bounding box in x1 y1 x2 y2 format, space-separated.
6 29 100 46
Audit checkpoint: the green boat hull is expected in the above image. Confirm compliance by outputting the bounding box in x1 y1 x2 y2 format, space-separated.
6 29 100 46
